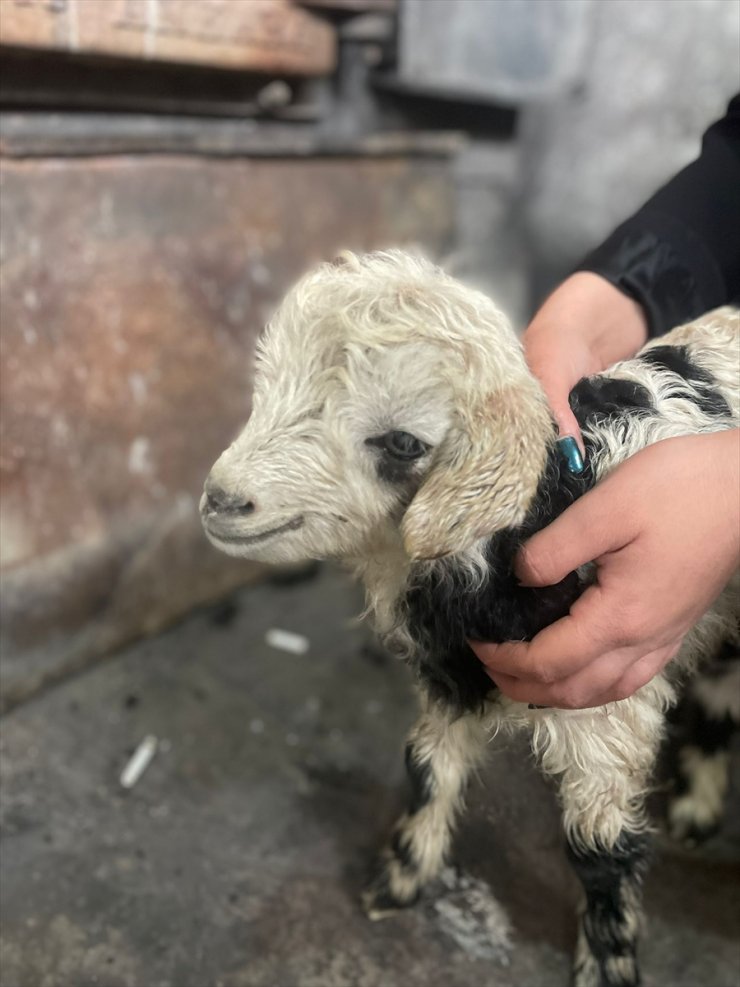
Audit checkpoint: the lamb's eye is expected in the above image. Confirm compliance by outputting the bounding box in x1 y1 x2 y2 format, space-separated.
369 430 429 461
385 431 427 459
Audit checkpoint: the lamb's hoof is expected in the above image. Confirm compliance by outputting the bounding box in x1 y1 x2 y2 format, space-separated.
572 925 630 987
572 961 600 987
572 952 638 987
361 878 419 921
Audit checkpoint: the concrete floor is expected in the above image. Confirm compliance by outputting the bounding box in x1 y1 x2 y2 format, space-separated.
1 565 739 987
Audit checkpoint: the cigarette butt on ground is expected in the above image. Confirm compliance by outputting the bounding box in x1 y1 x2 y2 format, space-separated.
265 629 310 655
120 735 158 789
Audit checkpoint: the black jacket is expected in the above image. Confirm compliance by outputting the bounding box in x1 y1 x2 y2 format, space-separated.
578 94 740 336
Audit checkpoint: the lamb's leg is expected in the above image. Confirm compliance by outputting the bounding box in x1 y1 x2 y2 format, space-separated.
567 831 651 987
668 650 739 845
363 700 488 918
532 682 668 987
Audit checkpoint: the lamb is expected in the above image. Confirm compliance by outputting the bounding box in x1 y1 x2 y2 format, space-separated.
201 250 739 987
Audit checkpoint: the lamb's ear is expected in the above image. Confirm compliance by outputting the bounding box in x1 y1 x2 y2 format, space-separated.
331 250 361 271
401 385 551 560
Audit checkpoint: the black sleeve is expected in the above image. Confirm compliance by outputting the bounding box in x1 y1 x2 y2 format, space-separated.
576 94 740 337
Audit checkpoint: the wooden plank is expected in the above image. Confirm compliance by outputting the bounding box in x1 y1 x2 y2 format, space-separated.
0 0 336 75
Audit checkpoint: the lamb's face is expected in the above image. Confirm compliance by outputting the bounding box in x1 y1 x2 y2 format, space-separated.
200 333 455 564
201 250 551 564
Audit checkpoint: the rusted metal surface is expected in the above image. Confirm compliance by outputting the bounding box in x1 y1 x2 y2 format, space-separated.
0 153 454 708
0 50 323 119
0 0 336 76
0 111 465 158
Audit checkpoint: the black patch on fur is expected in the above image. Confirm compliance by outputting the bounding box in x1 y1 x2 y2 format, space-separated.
668 637 739 795
568 832 650 984
693 713 737 754
374 455 418 486
640 345 731 418
366 434 427 487
567 831 651 899
669 766 690 800
404 441 596 711
568 375 653 428
700 637 740 676
402 360 718 713
677 699 737 756
405 742 434 814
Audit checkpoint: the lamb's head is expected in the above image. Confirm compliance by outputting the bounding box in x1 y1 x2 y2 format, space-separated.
201 250 552 565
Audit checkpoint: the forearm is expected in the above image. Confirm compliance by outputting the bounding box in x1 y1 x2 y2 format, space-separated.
577 95 740 337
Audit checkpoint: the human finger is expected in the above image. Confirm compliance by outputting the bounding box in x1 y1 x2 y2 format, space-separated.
525 359 584 454
603 643 681 703
470 585 614 682
514 486 635 588
488 642 675 709
485 642 632 708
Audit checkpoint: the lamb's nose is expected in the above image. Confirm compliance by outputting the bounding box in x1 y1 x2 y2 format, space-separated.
205 485 256 515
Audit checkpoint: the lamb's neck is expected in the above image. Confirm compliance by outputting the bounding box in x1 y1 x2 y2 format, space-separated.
345 522 412 638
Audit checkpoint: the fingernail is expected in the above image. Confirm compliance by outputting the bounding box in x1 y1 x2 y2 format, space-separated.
557 436 584 475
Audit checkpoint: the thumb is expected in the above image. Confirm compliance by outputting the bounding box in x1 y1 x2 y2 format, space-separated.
533 375 585 460
523 343 584 456
551 403 583 452
515 483 630 587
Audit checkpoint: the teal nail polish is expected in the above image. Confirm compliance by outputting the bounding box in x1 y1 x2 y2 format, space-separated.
557 436 584 475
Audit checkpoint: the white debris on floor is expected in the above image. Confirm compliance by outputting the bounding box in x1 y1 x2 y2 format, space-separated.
119 735 158 789
265 629 310 654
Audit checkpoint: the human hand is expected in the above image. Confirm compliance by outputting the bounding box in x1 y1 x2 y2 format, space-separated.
523 272 649 459
470 431 740 708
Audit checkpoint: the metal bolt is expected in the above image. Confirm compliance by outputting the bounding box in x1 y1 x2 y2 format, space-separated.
256 80 293 111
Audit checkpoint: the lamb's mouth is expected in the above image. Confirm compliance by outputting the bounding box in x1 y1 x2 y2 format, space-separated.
206 515 305 545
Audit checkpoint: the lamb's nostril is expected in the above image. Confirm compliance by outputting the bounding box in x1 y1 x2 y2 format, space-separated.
206 486 256 515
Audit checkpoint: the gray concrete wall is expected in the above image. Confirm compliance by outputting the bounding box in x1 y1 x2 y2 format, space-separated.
519 0 740 306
